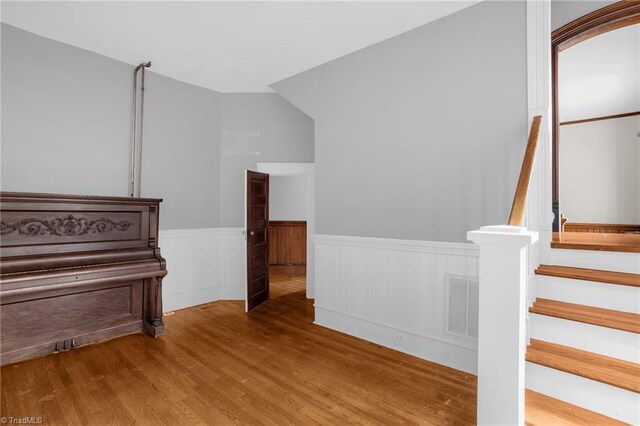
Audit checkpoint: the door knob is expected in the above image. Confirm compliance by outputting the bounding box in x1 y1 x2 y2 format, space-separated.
250 231 255 236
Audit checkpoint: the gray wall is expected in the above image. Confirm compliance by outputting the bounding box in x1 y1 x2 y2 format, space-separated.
142 72 221 229
1 23 222 229
551 1 617 31
270 175 307 221
1 23 131 198
560 117 640 224
219 93 314 226
2 24 314 229
273 1 528 242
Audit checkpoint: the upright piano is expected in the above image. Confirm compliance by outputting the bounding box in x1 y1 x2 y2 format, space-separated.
0 192 167 366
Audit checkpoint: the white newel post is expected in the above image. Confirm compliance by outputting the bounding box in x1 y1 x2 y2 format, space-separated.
467 225 538 426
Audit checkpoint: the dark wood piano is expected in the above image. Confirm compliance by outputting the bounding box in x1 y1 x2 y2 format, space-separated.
0 192 167 366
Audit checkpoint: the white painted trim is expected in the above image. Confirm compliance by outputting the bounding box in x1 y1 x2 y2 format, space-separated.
313 234 478 256
219 286 246 300
315 306 478 374
525 0 553 356
468 226 538 426
535 275 640 313
526 0 553 239
529 313 640 363
526 362 640 424
256 162 316 299
159 227 245 313
314 233 480 374
549 248 640 274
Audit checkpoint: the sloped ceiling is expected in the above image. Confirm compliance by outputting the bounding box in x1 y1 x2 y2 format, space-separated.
1 1 480 92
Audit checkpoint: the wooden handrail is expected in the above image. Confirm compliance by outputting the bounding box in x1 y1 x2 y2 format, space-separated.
508 116 543 226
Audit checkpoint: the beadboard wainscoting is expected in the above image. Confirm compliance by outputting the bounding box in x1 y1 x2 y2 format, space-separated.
314 234 480 373
159 228 245 312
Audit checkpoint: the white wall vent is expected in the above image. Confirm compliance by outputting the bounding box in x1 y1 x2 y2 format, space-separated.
446 275 479 339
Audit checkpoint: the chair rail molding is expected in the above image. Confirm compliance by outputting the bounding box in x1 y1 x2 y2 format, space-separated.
256 162 315 299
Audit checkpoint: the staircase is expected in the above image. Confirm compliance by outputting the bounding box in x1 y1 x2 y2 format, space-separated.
524 247 640 424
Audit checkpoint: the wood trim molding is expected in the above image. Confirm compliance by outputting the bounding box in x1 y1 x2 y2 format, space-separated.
564 222 640 234
552 1 640 50
269 220 306 227
551 1 640 231
269 265 305 275
560 110 640 126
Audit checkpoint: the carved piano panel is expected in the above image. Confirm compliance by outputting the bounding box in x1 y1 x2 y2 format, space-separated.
0 192 167 366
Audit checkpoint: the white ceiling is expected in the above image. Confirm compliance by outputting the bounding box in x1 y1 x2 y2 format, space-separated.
1 1 479 92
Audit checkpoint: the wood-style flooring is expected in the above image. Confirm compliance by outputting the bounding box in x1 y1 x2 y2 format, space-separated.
1 275 477 425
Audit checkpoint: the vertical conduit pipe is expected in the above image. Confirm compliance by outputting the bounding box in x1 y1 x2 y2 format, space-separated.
130 61 151 197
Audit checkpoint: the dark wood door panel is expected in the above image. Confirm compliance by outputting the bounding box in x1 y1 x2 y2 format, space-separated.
249 228 267 246
246 171 269 311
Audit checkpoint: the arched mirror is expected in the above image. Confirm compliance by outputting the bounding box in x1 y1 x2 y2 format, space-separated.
552 2 640 247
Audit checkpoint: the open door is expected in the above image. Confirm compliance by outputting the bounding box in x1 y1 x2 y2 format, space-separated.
245 171 269 312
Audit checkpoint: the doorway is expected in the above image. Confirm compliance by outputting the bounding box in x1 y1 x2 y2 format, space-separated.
551 2 640 251
255 163 315 299
268 175 308 276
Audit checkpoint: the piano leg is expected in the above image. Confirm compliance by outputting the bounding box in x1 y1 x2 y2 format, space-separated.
144 276 166 337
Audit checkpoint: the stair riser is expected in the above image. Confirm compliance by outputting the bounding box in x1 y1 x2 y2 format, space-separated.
526 362 640 424
529 313 640 363
535 276 640 313
548 249 640 273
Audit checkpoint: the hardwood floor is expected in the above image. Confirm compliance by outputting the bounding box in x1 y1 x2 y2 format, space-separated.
1 275 477 425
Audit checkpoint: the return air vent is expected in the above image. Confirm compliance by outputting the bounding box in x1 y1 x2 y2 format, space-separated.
447 275 479 339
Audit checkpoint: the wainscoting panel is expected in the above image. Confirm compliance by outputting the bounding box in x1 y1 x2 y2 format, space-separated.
314 234 479 373
159 228 245 312
269 221 307 275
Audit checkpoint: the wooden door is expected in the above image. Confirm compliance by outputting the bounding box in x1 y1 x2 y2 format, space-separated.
246 171 269 311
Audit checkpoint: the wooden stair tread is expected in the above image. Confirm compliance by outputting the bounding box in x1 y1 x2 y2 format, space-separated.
526 339 640 393
525 389 626 426
536 264 640 287
552 232 640 253
530 298 640 333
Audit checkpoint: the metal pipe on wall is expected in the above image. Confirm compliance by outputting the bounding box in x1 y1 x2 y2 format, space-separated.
130 61 151 197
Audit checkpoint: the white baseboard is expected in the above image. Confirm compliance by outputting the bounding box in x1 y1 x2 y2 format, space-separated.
315 306 477 373
313 234 479 374
159 227 246 312
219 285 246 300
